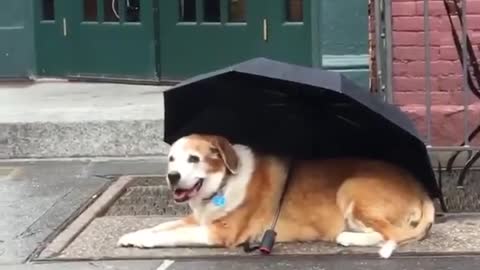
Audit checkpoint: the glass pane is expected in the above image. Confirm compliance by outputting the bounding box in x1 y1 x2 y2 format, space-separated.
178 0 196 22
125 0 140 22
84 0 97 21
204 0 220 22
104 0 119 22
228 0 245 22
42 0 55 21
286 0 303 22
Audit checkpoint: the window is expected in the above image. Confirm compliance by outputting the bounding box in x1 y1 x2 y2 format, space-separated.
204 0 220 22
104 0 119 22
228 0 245 22
286 0 303 22
83 0 97 21
125 0 140 22
42 0 55 21
179 0 196 22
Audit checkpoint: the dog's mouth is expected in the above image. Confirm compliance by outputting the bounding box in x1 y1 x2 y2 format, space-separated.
173 178 204 203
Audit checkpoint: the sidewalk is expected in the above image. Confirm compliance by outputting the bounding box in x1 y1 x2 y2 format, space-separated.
1 158 480 269
0 156 166 266
2 256 480 270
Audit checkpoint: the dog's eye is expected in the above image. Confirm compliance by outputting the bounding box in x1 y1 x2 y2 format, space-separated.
209 147 220 157
169 156 174 162
188 155 200 163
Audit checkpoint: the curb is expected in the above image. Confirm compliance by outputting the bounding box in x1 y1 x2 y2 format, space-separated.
0 119 170 159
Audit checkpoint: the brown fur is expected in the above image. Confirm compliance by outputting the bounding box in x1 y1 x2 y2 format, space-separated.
182 134 239 174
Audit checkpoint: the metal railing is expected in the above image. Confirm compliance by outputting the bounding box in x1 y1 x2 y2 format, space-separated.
373 0 480 195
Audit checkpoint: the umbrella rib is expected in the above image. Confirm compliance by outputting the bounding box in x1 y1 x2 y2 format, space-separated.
335 115 362 128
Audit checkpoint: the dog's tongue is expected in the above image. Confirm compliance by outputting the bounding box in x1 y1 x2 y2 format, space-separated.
173 181 202 202
174 187 194 201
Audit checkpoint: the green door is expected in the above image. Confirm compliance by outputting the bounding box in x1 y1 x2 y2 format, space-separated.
159 0 314 81
0 0 36 78
265 0 313 67
35 0 156 80
35 0 73 76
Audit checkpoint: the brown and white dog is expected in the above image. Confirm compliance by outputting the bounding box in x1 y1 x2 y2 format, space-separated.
117 134 434 258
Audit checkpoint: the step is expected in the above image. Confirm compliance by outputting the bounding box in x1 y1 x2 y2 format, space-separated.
1 81 479 171
0 81 170 159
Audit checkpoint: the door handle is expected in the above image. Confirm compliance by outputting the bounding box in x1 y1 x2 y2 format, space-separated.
63 18 68 37
263 18 268 41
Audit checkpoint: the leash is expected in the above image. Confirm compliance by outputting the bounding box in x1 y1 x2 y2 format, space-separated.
242 160 295 254
442 0 480 188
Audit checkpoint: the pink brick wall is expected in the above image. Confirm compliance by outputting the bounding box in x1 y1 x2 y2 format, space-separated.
386 0 480 146
392 0 480 104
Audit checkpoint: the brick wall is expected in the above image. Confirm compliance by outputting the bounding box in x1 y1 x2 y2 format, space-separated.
385 0 480 146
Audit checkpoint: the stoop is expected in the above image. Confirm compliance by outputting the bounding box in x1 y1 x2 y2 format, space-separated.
0 80 170 159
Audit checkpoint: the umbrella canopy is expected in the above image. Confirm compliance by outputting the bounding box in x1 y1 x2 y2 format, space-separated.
164 58 441 199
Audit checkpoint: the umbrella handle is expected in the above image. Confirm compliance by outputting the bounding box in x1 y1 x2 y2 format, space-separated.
241 161 295 255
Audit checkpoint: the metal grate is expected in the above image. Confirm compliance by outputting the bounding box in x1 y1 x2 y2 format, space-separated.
104 176 190 216
102 171 480 217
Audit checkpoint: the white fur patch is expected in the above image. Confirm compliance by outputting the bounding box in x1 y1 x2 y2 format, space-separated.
336 231 384 247
189 144 255 224
378 240 397 259
167 137 207 191
117 225 211 248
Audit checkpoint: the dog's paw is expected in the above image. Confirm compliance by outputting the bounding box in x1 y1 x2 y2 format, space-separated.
378 240 397 259
117 229 157 248
335 232 352 247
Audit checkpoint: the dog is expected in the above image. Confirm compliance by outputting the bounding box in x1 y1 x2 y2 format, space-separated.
117 134 434 258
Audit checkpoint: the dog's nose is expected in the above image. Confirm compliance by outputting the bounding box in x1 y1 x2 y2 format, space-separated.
167 171 181 187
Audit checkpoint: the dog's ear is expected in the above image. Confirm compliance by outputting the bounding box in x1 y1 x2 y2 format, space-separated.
210 136 238 174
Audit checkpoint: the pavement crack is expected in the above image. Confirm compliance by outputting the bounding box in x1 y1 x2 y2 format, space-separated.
15 187 76 239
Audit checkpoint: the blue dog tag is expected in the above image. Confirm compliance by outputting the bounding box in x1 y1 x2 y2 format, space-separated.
212 194 226 207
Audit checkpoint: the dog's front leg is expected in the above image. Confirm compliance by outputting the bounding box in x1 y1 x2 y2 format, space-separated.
117 225 213 248
150 219 189 232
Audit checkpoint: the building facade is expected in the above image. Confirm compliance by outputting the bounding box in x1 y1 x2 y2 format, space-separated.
0 0 369 87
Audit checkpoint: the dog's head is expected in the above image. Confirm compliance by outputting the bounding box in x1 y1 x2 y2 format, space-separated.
166 134 239 203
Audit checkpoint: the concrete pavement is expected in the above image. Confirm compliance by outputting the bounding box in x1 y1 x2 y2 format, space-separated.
0 157 166 265
3 256 480 270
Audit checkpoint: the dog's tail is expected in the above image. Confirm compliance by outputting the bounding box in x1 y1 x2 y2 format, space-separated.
377 196 435 258
396 196 435 245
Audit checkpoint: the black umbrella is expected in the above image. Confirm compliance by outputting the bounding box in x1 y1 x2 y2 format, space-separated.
164 57 442 201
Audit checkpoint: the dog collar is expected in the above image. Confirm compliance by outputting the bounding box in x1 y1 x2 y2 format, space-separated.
202 173 229 207
202 191 226 207
211 194 226 207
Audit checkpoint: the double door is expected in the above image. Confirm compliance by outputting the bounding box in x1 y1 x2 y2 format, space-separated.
158 0 314 80
35 0 314 81
35 0 156 80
